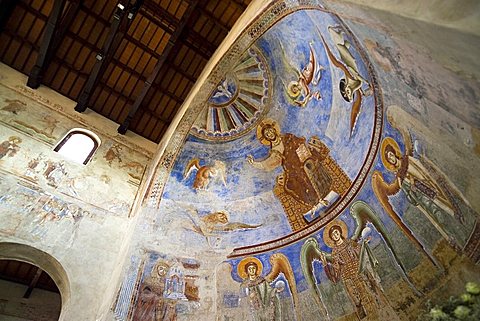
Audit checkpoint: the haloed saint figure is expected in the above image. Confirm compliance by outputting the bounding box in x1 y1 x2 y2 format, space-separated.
320 220 398 320
239 258 282 321
132 260 176 321
247 118 351 232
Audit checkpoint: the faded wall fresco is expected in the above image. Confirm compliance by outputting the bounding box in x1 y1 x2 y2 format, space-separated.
118 0 480 321
127 251 201 320
0 83 151 218
0 65 155 320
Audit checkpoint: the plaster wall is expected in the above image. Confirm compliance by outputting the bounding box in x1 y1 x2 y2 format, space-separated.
0 64 156 321
340 0 480 37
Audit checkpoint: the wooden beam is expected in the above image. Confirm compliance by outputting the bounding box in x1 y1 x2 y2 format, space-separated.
197 7 229 33
141 0 178 30
0 0 17 34
122 33 196 83
229 0 247 11
27 0 82 89
184 28 217 57
26 0 67 89
75 0 143 112
23 267 43 299
118 0 199 134
179 39 210 60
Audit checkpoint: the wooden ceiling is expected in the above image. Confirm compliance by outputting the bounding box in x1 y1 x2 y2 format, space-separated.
0 259 60 295
0 0 251 143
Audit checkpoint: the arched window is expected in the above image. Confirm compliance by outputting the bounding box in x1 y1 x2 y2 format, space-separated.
54 129 100 165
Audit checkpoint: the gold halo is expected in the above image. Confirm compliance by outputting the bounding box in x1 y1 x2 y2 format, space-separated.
256 118 280 146
153 260 170 276
380 137 401 172
323 219 348 248
237 257 263 279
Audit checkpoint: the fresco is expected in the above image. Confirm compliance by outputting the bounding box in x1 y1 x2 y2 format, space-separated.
191 46 272 141
0 173 100 245
0 83 151 217
155 5 382 250
135 1 480 321
122 252 201 321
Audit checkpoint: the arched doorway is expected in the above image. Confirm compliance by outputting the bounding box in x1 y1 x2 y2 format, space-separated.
0 242 70 321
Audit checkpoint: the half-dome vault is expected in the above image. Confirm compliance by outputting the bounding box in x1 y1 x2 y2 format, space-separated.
115 1 480 321
149 4 382 251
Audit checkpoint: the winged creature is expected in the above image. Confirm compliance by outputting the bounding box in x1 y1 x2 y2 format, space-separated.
280 40 324 108
372 123 472 257
301 201 421 320
237 253 300 321
320 26 371 137
185 209 262 237
183 158 227 191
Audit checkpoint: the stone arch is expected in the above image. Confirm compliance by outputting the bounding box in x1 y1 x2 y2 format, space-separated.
0 242 70 319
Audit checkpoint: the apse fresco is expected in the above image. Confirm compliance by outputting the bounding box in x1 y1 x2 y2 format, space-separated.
158 6 381 249
136 1 480 321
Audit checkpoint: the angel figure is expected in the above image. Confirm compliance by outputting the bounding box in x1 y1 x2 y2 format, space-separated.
183 158 227 191
238 254 300 321
301 201 403 320
320 26 371 136
282 41 323 108
372 130 473 255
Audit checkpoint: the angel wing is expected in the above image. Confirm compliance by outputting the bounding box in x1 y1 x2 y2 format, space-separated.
300 238 330 316
265 253 300 320
277 39 305 105
372 171 441 268
211 222 262 232
400 128 414 157
349 92 362 137
320 34 362 137
183 158 200 180
277 39 302 80
320 34 354 82
419 156 466 223
349 200 422 296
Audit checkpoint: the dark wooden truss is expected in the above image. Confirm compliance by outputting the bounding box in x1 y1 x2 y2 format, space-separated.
0 0 251 143
0 259 60 295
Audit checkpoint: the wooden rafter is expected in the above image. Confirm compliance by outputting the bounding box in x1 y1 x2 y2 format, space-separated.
229 0 247 10
75 0 144 112
184 28 217 57
27 0 82 89
197 7 229 33
141 0 178 30
118 0 199 134
0 0 17 34
23 267 43 299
